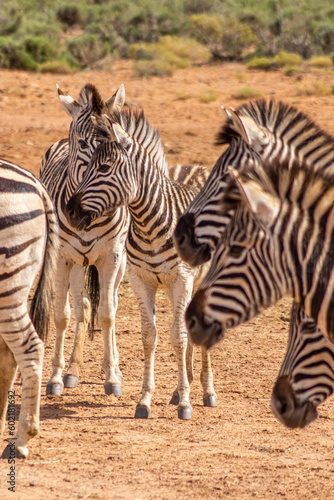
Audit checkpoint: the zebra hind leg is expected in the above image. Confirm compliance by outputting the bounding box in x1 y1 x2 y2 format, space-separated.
63 266 90 389
0 336 17 459
200 346 217 407
2 326 44 459
169 338 194 405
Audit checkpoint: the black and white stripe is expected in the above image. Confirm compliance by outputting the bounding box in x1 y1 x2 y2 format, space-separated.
40 83 130 397
0 159 58 459
65 109 216 420
186 154 334 428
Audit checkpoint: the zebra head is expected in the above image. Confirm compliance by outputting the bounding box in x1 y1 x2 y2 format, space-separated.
65 116 135 230
271 303 334 428
185 163 290 350
174 101 273 268
57 82 126 202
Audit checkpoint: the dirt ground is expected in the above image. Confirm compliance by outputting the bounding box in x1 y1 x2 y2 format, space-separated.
1 61 334 500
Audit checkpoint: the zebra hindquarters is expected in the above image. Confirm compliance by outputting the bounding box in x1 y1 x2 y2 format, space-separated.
1 182 57 459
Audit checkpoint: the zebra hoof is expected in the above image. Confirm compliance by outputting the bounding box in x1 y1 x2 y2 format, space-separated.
134 406 150 419
1 444 27 459
203 395 217 407
169 393 179 405
104 383 122 396
63 374 79 388
46 383 63 396
178 407 193 420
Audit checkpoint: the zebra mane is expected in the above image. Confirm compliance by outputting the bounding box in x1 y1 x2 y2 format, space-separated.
77 83 105 114
216 98 334 156
222 155 334 216
100 106 169 175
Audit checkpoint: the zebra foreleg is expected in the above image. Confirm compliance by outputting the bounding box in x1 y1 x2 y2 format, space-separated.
63 266 90 389
46 259 72 396
2 325 44 459
98 253 126 396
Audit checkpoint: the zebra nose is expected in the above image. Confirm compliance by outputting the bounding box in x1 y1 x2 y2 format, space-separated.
174 213 195 252
271 377 318 428
185 292 224 349
174 213 212 267
65 194 92 229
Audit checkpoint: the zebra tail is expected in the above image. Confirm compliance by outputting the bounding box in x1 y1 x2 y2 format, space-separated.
86 265 100 340
30 189 59 343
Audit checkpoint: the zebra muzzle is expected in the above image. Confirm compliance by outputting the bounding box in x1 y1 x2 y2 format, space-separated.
185 290 224 349
65 194 93 230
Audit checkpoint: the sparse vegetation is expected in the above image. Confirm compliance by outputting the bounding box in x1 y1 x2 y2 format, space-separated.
0 0 333 75
307 55 333 68
199 91 219 103
296 81 333 96
233 87 262 99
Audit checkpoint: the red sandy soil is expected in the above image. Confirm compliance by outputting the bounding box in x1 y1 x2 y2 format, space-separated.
1 61 334 499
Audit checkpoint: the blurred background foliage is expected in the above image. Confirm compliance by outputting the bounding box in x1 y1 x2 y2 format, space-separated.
0 0 333 75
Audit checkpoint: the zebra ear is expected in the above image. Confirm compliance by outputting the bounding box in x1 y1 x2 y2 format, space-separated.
228 167 280 227
105 83 126 113
56 84 81 117
223 107 268 151
110 122 132 149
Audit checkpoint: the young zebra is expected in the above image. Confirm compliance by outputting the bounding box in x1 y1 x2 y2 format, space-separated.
65 110 216 420
186 156 334 427
41 83 130 397
0 159 58 459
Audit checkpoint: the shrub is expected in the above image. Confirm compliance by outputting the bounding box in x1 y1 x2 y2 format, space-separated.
307 55 333 68
0 37 39 71
233 86 262 99
133 59 175 78
24 36 58 63
200 91 219 103
57 4 86 28
158 36 210 63
40 59 76 74
246 57 273 70
296 81 333 96
189 14 223 45
273 51 303 67
66 34 109 68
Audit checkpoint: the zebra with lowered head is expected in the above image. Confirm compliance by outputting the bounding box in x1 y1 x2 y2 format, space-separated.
0 159 58 459
173 98 334 427
65 108 217 420
186 154 334 428
41 83 130 397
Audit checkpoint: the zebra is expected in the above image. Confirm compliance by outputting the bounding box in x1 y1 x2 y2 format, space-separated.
173 98 334 426
273 303 334 428
185 155 334 427
41 83 131 397
64 109 217 420
0 159 58 459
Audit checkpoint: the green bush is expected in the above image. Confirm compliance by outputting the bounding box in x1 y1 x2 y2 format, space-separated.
0 37 39 70
189 14 223 45
273 51 303 67
307 55 333 68
66 34 109 68
246 57 273 70
24 36 58 63
57 4 86 28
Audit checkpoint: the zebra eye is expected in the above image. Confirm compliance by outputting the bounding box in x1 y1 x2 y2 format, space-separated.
229 244 244 258
99 163 110 173
78 139 89 150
